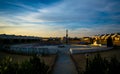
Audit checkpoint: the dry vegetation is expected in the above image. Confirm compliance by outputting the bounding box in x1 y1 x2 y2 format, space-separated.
71 47 120 72
0 51 57 70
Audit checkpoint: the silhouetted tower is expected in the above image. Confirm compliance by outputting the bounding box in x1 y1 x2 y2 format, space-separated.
66 30 68 44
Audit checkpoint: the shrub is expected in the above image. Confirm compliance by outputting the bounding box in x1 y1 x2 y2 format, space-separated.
0 56 18 74
84 54 120 74
84 54 108 74
0 56 49 74
108 56 120 74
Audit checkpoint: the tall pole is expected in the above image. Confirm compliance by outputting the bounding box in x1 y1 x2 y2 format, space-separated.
66 30 68 44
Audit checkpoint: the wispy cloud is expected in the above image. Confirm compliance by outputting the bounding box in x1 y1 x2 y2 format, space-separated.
0 0 120 37
11 0 119 23
7 2 36 10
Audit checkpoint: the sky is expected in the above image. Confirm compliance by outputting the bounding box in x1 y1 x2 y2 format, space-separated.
0 0 120 37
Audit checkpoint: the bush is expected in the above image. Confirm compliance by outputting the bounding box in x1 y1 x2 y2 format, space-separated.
108 56 120 74
84 54 108 74
84 54 120 74
0 56 18 74
0 56 49 74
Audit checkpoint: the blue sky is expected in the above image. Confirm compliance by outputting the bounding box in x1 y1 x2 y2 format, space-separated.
0 0 120 37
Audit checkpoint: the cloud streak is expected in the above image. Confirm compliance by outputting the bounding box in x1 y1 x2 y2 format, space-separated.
0 0 120 37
